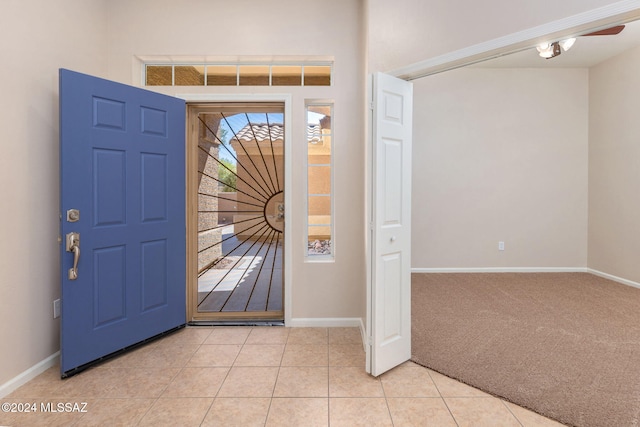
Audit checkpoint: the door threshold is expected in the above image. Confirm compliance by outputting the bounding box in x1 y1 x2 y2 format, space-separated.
188 320 285 327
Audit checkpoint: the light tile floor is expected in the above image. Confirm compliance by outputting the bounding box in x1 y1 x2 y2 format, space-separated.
0 326 565 426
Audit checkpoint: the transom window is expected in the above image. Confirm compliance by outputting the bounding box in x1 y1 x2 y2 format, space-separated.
145 63 332 87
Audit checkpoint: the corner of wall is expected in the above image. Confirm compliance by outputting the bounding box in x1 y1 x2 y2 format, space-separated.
0 353 59 399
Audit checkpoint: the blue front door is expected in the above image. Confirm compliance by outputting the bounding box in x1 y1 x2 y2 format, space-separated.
59 69 186 377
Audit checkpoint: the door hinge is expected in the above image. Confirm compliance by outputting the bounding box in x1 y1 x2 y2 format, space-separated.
369 101 374 111
367 336 373 346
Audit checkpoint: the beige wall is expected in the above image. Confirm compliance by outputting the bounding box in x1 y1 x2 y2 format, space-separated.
411 67 589 269
367 0 627 72
588 45 640 282
105 0 367 321
0 0 108 388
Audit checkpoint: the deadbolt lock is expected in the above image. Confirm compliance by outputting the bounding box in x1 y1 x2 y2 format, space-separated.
66 209 80 222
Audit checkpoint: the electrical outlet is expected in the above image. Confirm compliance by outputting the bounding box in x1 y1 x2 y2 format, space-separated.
498 241 505 251
53 299 61 319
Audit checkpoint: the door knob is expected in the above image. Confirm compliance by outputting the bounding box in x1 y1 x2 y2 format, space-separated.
66 232 80 280
390 236 396 242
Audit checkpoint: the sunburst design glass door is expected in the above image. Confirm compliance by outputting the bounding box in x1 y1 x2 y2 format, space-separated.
190 104 284 321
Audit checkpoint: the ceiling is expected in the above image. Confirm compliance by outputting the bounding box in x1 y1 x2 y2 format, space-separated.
472 19 640 69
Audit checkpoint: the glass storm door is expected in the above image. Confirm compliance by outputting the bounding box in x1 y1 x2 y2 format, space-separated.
59 69 186 377
188 104 284 322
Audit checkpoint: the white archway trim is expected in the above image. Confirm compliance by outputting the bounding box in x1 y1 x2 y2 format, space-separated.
389 0 640 80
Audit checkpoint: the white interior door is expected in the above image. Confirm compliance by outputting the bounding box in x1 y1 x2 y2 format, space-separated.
369 72 413 377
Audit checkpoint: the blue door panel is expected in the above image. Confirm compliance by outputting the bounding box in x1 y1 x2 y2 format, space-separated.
59 69 186 376
93 245 127 327
93 97 126 131
93 149 127 227
141 106 168 137
141 239 169 311
141 153 168 222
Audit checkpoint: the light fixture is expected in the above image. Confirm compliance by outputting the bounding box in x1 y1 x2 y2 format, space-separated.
536 42 555 58
559 37 576 51
536 37 576 59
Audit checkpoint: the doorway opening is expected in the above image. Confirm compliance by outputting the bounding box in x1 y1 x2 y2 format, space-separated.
187 103 284 323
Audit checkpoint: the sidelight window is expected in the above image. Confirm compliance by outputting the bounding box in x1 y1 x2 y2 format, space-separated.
306 102 333 258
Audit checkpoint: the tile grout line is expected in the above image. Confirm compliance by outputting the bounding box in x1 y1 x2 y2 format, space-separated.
181 327 217 427
326 330 330 426
379 372 396 426
137 352 191 424
500 399 525 427
136 327 216 426
424 369 460 427
327 328 361 425
198 326 230 427
263 326 289 426
200 326 255 426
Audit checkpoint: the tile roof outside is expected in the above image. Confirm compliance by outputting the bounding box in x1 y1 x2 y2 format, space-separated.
233 123 322 144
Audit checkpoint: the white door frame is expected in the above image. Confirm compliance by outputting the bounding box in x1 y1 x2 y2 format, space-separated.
177 93 293 325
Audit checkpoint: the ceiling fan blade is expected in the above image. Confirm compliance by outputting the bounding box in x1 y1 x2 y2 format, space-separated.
582 25 625 36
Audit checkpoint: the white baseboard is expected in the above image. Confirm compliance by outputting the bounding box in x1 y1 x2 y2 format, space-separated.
288 317 362 328
0 352 59 398
289 317 367 352
411 267 640 289
412 267 589 273
588 268 640 289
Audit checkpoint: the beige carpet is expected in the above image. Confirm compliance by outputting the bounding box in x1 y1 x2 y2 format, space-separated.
411 272 640 427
